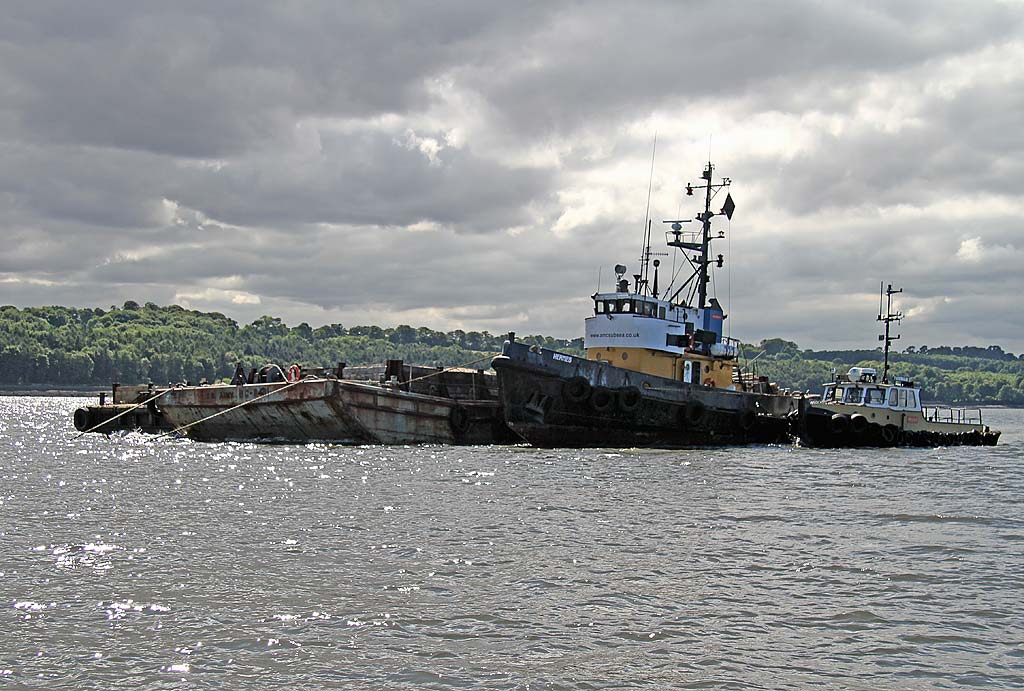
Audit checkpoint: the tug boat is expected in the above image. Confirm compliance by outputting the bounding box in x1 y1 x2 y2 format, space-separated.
793 285 1000 447
491 162 801 448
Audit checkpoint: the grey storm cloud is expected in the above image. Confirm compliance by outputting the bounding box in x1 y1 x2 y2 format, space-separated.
2 0 1024 352
1 2 554 156
169 129 555 231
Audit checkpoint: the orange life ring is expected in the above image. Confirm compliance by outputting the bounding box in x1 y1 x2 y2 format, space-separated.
703 377 715 387
287 364 301 382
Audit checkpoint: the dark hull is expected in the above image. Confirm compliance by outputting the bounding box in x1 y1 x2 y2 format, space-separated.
491 341 798 448
73 402 173 435
795 404 1001 448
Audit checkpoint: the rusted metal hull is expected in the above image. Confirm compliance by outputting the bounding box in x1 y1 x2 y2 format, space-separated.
156 379 515 445
492 341 799 448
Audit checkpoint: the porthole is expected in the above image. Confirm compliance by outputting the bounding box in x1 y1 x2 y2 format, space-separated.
621 352 629 360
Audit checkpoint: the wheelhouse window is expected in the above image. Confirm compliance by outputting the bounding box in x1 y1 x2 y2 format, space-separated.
843 386 864 403
823 385 836 401
887 387 919 409
865 388 885 405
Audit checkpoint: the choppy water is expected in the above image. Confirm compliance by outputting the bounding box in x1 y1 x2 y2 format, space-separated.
1 397 1022 690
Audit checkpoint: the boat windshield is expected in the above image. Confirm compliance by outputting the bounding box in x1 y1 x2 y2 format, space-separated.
843 386 864 404
888 387 919 410
865 387 886 405
595 298 663 318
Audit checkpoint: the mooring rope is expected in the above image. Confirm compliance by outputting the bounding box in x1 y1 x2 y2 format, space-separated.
155 376 314 440
154 352 500 440
74 387 176 439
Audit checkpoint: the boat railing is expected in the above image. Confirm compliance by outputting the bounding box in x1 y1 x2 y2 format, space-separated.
921 406 983 425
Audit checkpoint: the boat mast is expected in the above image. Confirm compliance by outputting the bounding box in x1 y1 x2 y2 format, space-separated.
878 282 903 383
665 162 734 309
636 136 658 296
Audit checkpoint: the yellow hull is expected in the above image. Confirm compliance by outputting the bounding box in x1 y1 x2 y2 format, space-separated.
585 347 736 388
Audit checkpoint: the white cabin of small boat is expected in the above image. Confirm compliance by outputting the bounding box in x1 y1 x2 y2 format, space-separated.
820 367 922 412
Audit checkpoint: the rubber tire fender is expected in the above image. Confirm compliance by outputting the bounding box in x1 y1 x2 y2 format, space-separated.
850 413 869 434
562 376 592 404
685 399 706 425
73 408 91 432
589 386 615 413
738 408 756 431
449 405 471 435
617 387 643 413
829 413 850 435
881 424 899 445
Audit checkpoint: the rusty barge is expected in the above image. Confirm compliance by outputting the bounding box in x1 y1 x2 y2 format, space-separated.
73 360 516 445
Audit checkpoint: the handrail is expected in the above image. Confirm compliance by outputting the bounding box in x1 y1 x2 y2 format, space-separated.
921 405 983 425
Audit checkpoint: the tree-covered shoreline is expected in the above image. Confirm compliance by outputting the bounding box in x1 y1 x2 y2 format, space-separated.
0 302 581 388
2 303 1022 406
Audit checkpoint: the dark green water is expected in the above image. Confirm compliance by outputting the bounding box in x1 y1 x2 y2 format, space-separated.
2 397 1022 690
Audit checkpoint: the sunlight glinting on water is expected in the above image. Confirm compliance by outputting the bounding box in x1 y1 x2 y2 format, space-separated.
0 396 1022 689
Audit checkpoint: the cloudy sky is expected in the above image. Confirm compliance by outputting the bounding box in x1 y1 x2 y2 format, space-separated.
2 1 1023 352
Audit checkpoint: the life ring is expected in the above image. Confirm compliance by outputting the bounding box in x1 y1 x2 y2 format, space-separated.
562 376 592 404
617 387 643 413
589 386 615 413
703 377 715 387
286 364 301 382
449 405 471 435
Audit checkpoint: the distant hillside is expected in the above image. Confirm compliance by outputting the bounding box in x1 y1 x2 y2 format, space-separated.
743 339 1024 406
1 303 1021 405
0 302 581 387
